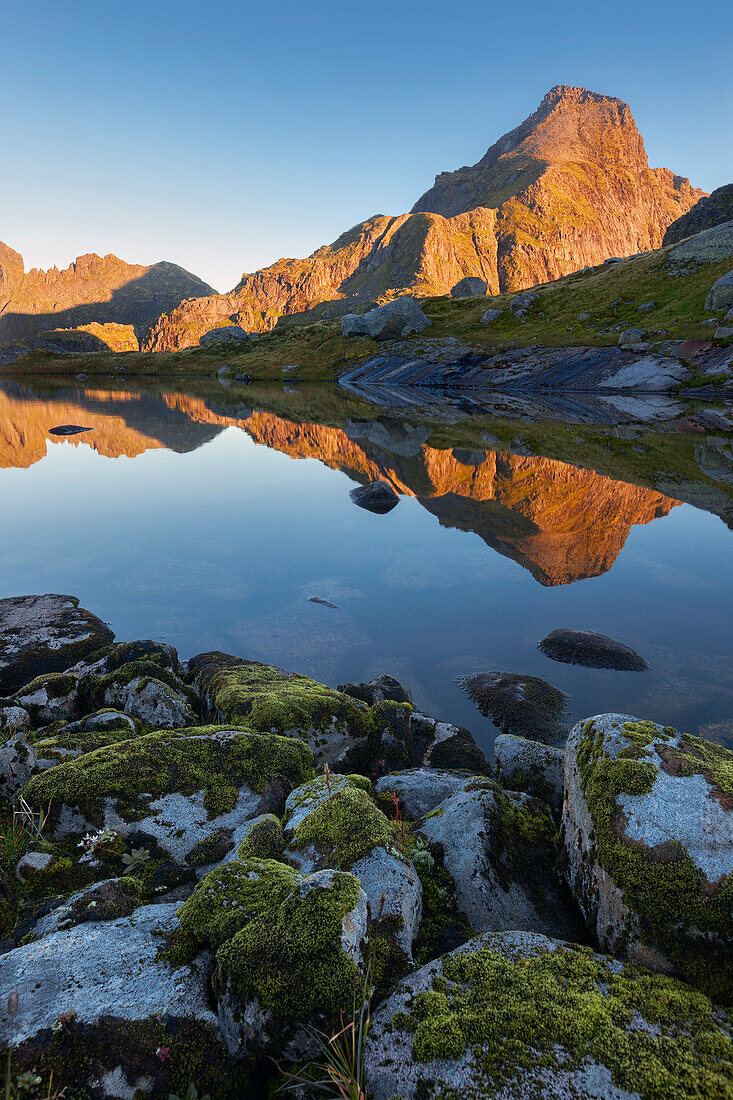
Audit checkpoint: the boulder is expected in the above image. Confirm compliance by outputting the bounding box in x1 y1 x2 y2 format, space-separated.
618 327 648 345
479 308 504 324
0 735 36 797
21 727 315 864
457 670 567 743
409 712 489 773
374 768 472 819
32 877 139 938
215 868 368 1058
0 705 31 733
563 713 733 1001
199 325 249 345
639 300 656 313
669 219 733 263
341 313 370 337
450 277 487 299
67 639 180 679
11 672 81 725
0 904 230 1099
538 628 648 670
364 930 733 1100
362 297 431 340
509 292 538 314
338 673 412 706
15 851 54 879
97 673 196 728
494 734 564 813
0 594 114 694
715 326 733 338
349 480 400 514
48 424 91 436
420 777 584 940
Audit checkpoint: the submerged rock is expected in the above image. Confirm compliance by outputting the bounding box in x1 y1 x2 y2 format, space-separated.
349 480 400 514
0 594 114 694
457 670 568 743
538 628 648 670
563 713 733 1001
364 930 733 1100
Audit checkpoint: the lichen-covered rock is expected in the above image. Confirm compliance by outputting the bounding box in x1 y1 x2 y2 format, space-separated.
458 670 568 743
563 713 733 1001
11 672 81 725
15 850 53 879
0 734 36 796
21 727 315 863
0 705 31 733
364 930 733 1100
215 869 367 1057
374 768 473 819
421 777 584 941
0 903 239 1099
199 325 249 345
538 628 648 670
0 593 114 694
67 639 180 680
350 846 422 958
341 313 369 337
494 733 564 813
235 812 285 861
409 711 490 773
188 652 376 770
32 877 141 938
705 267 733 311
97 672 197 728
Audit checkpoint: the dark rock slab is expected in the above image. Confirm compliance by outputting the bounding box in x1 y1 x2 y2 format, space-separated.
457 671 568 743
48 424 91 436
0 594 114 695
538 628 648 670
349 480 400 514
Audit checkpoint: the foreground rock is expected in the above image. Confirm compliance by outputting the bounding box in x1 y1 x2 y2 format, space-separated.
341 297 431 340
420 777 584 941
563 713 733 1001
0 594 114 694
494 733 564 813
538 627 648 670
364 930 733 1100
458 670 568 742
706 268 733 311
349 480 400 514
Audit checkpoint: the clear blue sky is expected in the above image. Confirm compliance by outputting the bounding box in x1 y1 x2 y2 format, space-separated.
3 0 732 292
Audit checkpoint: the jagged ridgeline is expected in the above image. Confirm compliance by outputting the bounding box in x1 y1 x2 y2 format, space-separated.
144 85 705 349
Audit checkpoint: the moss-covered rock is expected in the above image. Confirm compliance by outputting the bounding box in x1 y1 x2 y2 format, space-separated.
236 813 284 861
177 857 302 948
364 930 733 1100
11 672 81 725
215 868 367 1055
563 713 733 1003
283 775 390 871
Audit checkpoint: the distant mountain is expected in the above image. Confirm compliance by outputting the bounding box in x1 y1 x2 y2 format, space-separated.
145 85 704 351
0 244 215 348
663 184 733 245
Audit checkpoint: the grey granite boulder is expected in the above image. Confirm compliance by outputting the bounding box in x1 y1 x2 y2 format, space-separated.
618 327 647 346
98 673 196 728
563 713 733 1001
364 930 733 1100
0 594 114 694
341 313 370 337
420 777 584 940
538 628 648 670
450 277 487 299
494 734 564 813
374 768 472 819
669 219 733 263
199 325 249 345
706 269 733 311
479 307 504 324
0 735 36 797
509 292 538 314
0 705 31 733
338 673 412 706
362 297 431 340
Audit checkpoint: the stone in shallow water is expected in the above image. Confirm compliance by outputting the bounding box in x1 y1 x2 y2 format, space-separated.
457 670 568 743
538 628 648 670
349 480 400 514
48 424 91 436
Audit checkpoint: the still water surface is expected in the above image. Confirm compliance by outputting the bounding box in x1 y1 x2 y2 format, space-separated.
1 379 732 754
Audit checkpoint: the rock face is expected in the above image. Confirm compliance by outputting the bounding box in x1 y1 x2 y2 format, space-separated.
0 243 215 347
663 185 733 245
538 628 648 670
144 85 703 350
0 594 114 694
563 713 733 1001
364 930 733 1100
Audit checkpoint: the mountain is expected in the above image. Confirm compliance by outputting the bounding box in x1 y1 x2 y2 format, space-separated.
0 243 216 348
663 184 733 245
144 85 704 351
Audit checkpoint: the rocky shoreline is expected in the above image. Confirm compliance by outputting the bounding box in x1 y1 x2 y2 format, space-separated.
0 594 731 1098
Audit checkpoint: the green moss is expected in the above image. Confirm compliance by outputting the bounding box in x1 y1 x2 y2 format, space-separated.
22 727 315 825
396 940 733 1098
578 721 733 1002
412 849 472 966
177 857 301 949
293 785 393 869
216 870 362 1022
237 814 284 860
15 672 78 700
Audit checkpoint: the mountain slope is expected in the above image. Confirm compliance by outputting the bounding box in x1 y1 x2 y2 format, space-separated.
144 85 704 351
0 244 216 347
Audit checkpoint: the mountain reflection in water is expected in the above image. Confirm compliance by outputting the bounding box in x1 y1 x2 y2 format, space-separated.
1 378 731 752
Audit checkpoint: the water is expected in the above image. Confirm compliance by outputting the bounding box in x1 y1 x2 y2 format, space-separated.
1 377 732 755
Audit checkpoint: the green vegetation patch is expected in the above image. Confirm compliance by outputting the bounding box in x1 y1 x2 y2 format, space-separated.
293 784 393 869
177 857 301 948
216 870 362 1022
394 941 733 1098
22 727 315 824
578 720 733 1002
236 814 285 861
